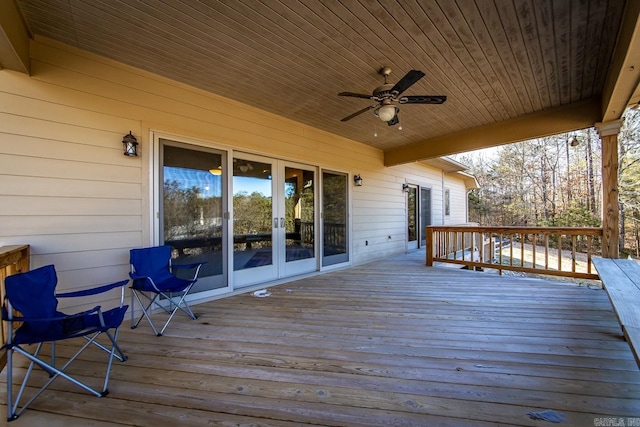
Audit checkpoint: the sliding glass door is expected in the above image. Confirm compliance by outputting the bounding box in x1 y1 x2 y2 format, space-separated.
322 171 349 266
160 140 227 293
157 139 344 291
407 185 418 250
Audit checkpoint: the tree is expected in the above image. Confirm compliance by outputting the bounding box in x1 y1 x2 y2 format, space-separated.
455 108 640 255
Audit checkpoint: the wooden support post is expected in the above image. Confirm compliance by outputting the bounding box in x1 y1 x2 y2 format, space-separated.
596 120 623 259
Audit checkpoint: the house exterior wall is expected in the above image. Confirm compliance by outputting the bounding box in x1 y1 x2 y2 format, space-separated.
443 174 470 225
0 38 471 309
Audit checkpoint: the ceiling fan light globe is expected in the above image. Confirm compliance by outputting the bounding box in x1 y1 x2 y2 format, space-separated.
377 105 397 122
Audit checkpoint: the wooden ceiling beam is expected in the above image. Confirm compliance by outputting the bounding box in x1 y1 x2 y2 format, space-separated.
383 98 602 166
601 0 640 121
0 0 30 73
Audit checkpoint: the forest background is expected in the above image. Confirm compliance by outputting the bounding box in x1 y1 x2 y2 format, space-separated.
453 107 640 257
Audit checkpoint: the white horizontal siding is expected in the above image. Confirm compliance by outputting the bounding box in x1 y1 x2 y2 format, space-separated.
0 37 472 310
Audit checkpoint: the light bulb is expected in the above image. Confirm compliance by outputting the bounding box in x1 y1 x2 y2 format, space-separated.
398 125 403 131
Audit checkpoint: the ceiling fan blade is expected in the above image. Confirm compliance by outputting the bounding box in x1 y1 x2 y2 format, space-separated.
387 114 399 126
390 70 425 96
399 95 447 104
338 92 373 99
340 105 376 122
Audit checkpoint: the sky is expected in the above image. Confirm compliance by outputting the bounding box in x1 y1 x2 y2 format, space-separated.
164 167 273 198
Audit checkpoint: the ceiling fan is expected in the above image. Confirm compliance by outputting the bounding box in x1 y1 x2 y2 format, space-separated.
338 67 446 126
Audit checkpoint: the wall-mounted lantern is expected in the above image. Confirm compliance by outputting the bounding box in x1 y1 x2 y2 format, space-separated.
122 131 139 157
402 183 410 192
569 136 579 147
353 174 363 186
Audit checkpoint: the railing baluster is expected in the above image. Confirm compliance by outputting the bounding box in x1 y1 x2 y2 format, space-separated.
532 233 536 269
587 235 592 274
557 234 562 272
572 235 577 272
545 234 549 270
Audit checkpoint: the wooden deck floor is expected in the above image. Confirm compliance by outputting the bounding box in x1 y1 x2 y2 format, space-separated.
2 250 640 426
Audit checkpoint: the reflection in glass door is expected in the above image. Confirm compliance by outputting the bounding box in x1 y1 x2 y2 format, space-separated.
407 186 418 250
281 165 315 276
232 156 277 287
322 171 349 266
420 188 432 246
160 141 226 293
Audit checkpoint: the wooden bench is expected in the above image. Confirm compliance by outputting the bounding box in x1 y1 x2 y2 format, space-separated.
592 257 640 367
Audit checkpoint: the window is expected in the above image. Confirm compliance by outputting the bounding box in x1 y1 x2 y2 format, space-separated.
445 189 450 216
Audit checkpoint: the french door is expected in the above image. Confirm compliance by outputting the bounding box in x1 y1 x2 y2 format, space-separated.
232 154 317 287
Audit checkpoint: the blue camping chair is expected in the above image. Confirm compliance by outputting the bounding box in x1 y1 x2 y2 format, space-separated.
129 245 205 336
1 265 128 421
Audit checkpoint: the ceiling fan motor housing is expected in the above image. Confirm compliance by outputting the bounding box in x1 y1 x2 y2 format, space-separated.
373 84 395 100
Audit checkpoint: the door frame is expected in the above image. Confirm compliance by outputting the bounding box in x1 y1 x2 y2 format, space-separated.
152 131 233 301
406 184 419 250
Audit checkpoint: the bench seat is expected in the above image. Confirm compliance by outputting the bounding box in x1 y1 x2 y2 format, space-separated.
592 257 640 367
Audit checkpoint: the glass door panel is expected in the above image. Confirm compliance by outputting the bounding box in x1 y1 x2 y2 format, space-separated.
407 186 418 250
420 187 432 246
160 141 226 293
281 164 316 276
232 155 277 286
322 171 349 267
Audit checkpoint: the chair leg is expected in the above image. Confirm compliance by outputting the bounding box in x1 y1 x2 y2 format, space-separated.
7 339 104 420
101 328 124 393
84 331 127 362
131 290 161 335
157 288 197 336
6 345 14 421
132 288 197 335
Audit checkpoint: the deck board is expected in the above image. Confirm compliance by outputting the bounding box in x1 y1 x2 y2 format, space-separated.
2 250 639 426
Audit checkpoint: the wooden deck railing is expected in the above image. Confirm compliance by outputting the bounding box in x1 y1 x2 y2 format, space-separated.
426 226 602 280
0 245 30 370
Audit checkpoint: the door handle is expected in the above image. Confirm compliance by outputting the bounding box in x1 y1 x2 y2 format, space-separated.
280 217 285 228
274 217 279 228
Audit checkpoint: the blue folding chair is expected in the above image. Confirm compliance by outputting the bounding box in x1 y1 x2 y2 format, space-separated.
1 264 128 421
129 245 205 336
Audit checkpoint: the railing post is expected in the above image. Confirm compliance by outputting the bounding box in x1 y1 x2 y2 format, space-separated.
0 245 30 370
426 226 434 266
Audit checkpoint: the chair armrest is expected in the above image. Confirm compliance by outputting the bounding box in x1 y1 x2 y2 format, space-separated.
3 306 101 323
129 273 161 292
57 280 129 298
171 262 207 270
171 262 206 280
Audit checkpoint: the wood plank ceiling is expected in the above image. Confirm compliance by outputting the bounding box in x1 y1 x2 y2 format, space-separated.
13 0 630 162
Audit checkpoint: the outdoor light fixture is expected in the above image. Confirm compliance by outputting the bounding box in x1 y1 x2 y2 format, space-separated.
402 183 410 192
122 131 138 157
354 174 363 186
375 104 398 122
570 136 579 147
